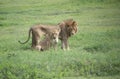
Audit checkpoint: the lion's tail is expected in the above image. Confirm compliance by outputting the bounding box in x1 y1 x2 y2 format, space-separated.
18 28 32 44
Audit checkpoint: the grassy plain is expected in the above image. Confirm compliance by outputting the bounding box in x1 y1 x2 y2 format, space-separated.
0 0 120 79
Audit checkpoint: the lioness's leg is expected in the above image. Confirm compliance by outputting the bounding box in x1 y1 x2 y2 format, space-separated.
32 30 40 46
35 45 41 51
52 42 57 50
32 32 37 48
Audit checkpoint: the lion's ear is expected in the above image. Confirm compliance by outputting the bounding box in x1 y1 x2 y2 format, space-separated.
72 21 77 26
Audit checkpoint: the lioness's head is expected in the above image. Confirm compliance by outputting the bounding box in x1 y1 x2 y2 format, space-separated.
50 27 61 43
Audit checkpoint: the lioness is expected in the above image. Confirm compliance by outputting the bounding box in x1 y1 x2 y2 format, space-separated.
18 24 60 49
58 19 77 50
35 30 60 51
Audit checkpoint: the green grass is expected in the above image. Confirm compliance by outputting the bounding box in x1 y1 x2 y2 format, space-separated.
0 0 120 79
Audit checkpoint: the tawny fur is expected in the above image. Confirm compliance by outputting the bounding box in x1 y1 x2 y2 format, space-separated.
18 24 60 49
58 19 78 50
35 32 59 51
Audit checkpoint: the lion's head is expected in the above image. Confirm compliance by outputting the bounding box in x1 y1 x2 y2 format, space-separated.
66 21 77 36
63 19 77 36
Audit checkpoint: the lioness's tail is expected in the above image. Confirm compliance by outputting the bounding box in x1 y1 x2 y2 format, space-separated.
18 28 32 44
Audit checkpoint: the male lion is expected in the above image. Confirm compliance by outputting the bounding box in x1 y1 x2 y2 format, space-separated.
18 24 61 49
58 19 77 50
35 30 60 51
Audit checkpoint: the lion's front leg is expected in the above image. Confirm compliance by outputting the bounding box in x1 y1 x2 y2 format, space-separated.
61 39 69 50
61 40 65 50
65 39 69 50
